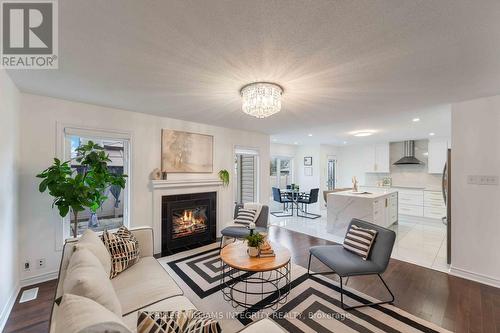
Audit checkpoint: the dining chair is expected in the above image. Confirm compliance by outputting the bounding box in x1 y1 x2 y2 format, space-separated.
271 187 293 217
297 188 321 219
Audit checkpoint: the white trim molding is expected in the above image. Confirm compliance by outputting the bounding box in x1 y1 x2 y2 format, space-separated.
152 179 223 254
0 284 20 332
20 270 59 288
449 266 500 289
152 179 223 189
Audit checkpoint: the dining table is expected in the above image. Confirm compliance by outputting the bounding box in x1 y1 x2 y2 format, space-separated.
281 188 306 215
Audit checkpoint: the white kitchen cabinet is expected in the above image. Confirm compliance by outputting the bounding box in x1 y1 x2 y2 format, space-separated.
366 143 390 173
423 190 446 219
398 188 424 217
428 139 448 174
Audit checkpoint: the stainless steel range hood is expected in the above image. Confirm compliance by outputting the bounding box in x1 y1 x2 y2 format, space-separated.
393 140 423 165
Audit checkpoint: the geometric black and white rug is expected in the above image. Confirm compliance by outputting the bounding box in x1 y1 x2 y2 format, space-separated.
159 242 451 333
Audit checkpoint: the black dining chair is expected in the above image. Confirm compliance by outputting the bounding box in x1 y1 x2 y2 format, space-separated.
297 188 321 219
271 187 293 217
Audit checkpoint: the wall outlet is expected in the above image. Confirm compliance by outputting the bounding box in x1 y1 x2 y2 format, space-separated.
467 175 499 185
37 258 46 269
23 260 30 272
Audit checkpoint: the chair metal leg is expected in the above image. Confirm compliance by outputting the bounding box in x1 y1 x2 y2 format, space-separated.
297 203 321 219
271 202 293 217
339 274 395 310
218 236 224 253
307 253 312 275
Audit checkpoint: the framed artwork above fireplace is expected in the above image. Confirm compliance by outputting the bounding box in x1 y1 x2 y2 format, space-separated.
161 129 213 173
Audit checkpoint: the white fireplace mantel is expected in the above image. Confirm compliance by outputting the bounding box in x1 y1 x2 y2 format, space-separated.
152 179 223 189
151 178 224 255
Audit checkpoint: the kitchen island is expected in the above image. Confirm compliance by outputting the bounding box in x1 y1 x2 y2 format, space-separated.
327 189 398 238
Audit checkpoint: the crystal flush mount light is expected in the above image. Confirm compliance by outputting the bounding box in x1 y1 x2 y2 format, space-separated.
240 82 283 118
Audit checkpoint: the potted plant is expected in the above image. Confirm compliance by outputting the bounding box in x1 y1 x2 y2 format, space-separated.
245 232 264 257
37 141 127 237
218 169 229 187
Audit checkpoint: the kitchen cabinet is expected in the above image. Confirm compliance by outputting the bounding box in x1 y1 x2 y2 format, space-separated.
428 139 448 174
373 192 398 226
398 188 424 217
366 143 390 173
423 191 446 219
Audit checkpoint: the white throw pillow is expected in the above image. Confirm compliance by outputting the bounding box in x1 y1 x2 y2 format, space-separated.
55 294 131 333
74 229 112 276
64 247 122 315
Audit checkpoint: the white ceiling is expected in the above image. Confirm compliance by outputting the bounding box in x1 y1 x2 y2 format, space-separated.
8 0 500 144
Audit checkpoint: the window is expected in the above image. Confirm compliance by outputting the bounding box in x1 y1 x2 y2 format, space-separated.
62 127 130 237
234 147 260 204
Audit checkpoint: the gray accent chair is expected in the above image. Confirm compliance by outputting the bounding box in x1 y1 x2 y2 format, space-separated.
219 204 269 249
308 218 396 310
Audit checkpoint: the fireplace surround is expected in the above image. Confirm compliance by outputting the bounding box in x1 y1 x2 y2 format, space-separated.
161 191 217 255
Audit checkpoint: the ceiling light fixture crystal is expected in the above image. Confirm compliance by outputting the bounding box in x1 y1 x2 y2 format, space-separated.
240 82 283 118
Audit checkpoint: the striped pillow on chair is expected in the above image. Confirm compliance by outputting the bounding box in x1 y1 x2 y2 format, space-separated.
343 225 377 260
234 208 257 225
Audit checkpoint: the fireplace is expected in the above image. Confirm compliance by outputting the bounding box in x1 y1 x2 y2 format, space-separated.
161 192 216 255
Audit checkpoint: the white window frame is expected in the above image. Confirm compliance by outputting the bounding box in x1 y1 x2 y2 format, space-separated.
233 146 260 205
55 123 133 250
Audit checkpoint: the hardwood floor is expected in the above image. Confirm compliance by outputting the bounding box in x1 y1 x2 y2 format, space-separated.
4 226 500 332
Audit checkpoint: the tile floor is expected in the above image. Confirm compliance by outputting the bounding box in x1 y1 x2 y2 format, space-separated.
268 204 449 272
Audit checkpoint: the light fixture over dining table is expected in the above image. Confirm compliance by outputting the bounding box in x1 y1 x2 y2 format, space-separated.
240 82 283 118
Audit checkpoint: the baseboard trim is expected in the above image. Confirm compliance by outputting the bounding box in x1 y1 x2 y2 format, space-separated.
449 266 500 288
20 270 58 288
0 284 20 332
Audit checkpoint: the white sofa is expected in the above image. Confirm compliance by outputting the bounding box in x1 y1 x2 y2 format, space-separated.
50 226 284 333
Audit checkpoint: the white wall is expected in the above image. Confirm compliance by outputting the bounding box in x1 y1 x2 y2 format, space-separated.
270 143 297 158
450 96 500 287
18 93 270 283
0 70 20 329
336 144 373 188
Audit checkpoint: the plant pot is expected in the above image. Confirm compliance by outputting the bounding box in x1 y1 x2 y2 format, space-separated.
247 246 260 257
88 213 99 228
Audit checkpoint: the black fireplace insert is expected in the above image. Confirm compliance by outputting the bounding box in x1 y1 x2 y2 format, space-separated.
161 192 216 255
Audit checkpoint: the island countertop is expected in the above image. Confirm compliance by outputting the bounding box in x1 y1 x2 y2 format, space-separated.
329 189 398 200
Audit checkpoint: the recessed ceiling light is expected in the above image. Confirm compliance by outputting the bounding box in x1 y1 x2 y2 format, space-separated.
429 132 435 136
412 118 420 122
294 142 299 145
308 134 313 137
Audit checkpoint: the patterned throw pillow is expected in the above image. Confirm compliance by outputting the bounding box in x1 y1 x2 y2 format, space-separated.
137 310 221 333
234 208 257 225
343 225 377 260
101 226 140 278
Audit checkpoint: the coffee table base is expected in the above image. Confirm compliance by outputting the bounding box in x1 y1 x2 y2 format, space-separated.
220 260 291 311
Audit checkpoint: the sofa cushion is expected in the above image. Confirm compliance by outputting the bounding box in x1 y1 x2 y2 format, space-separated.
111 257 183 315
122 296 196 331
64 247 122 315
102 226 141 278
55 294 131 333
75 229 111 275
137 309 221 333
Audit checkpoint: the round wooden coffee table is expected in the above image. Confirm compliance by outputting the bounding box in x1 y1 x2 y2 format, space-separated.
220 241 291 310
